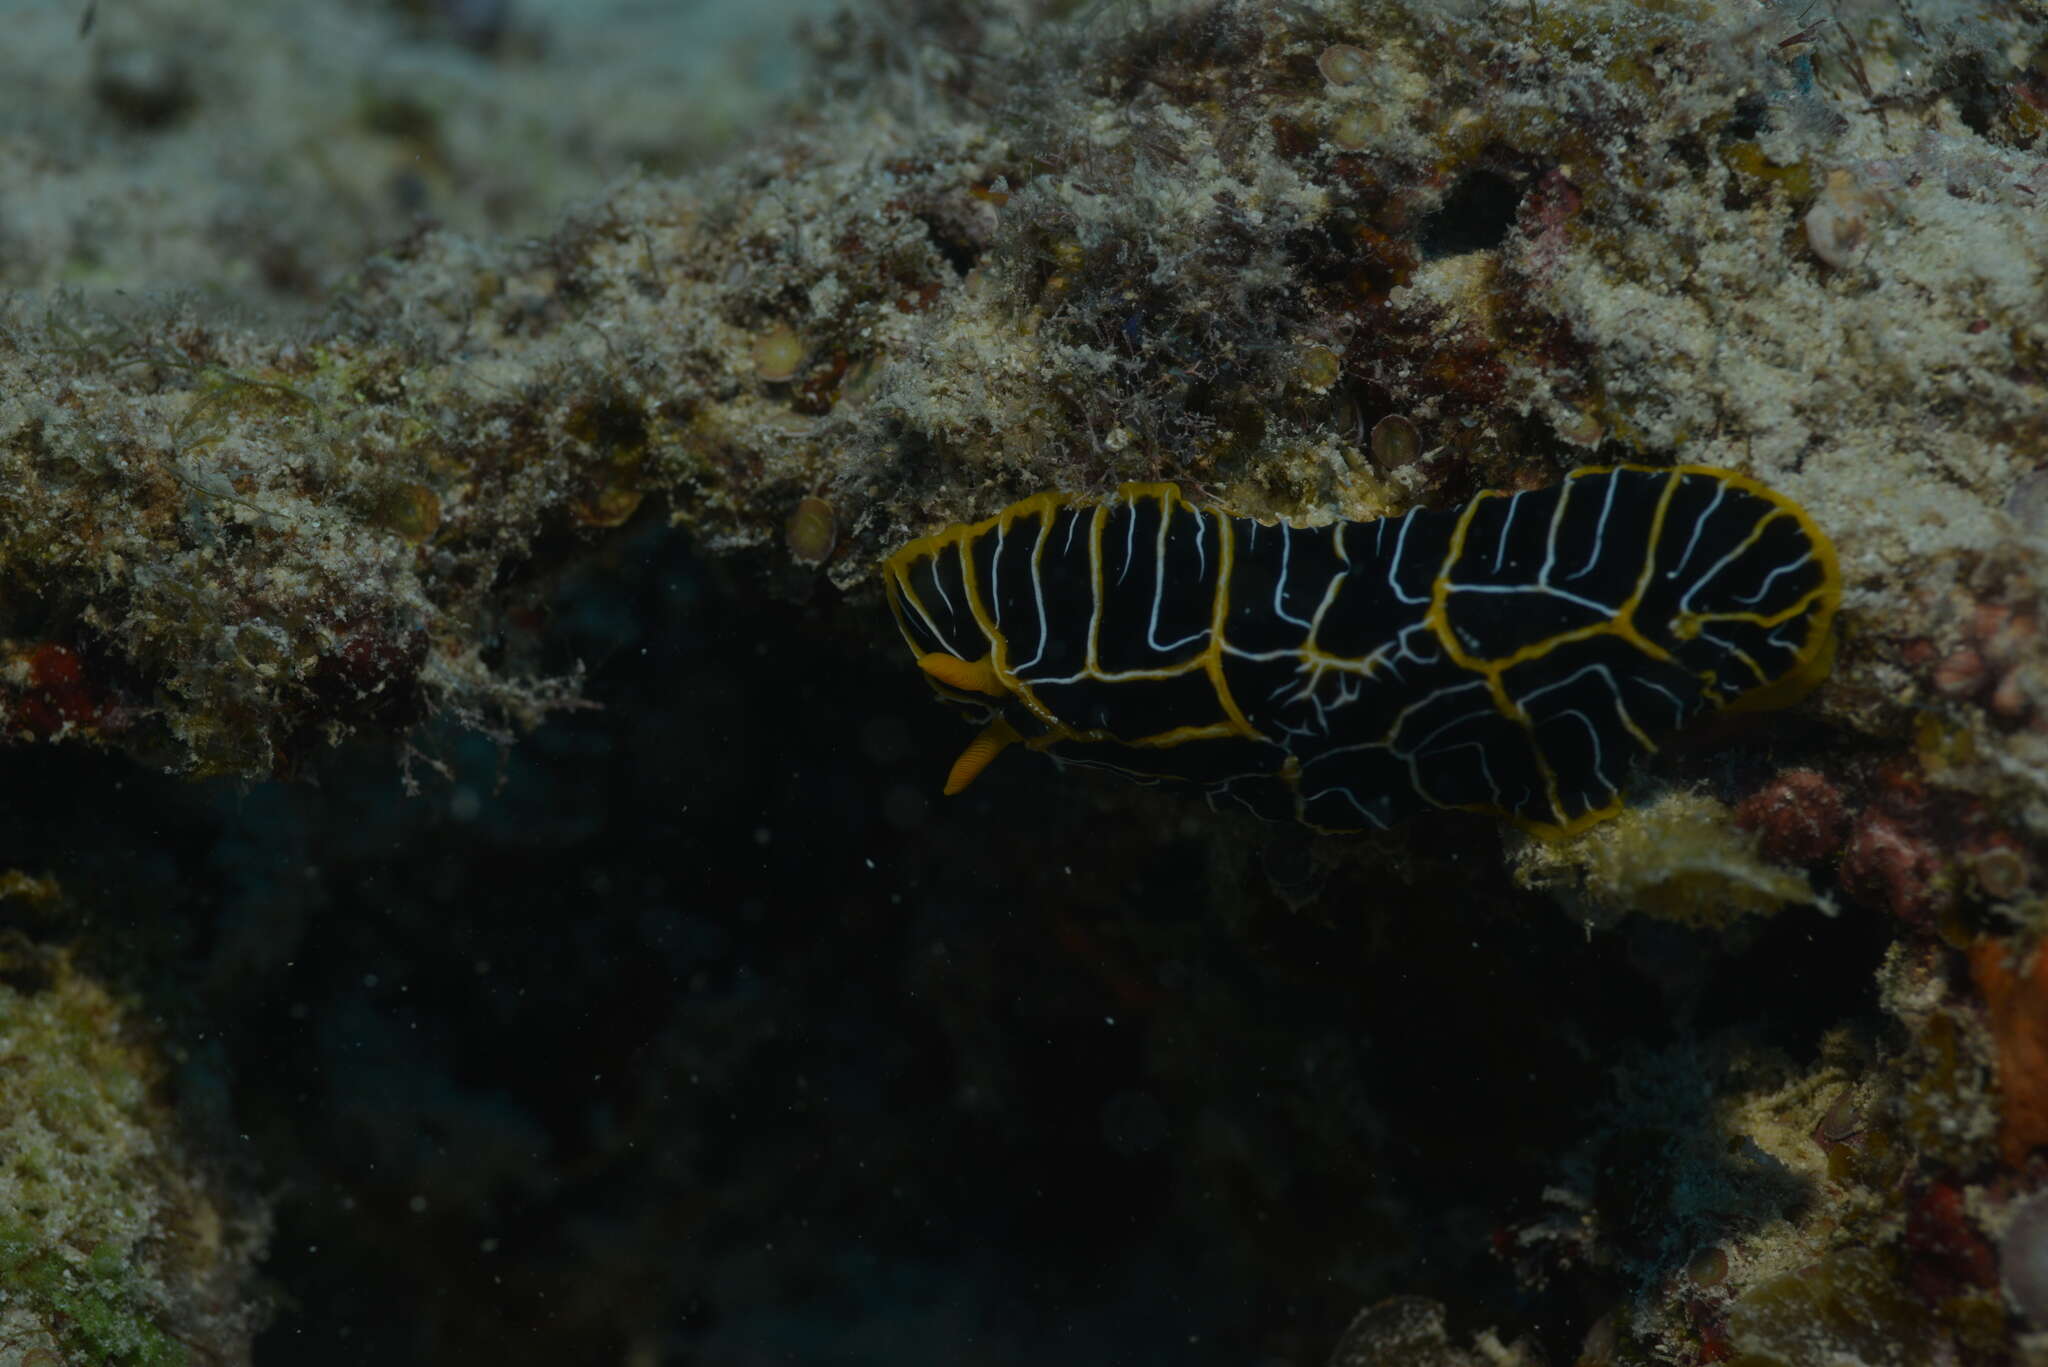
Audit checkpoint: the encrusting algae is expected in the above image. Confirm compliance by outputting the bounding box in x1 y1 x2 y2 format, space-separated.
1514 790 1822 931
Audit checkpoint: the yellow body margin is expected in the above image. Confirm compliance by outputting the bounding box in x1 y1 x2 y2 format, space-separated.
1690 465 1842 716
1486 464 1843 843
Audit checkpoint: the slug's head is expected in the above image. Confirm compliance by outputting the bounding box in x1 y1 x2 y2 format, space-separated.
881 525 1034 795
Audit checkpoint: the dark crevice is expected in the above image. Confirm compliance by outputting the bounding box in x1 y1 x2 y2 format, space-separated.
1418 171 1523 260
919 214 983 277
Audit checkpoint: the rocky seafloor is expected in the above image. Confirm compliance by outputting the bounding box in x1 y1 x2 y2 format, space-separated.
1 0 2047 1362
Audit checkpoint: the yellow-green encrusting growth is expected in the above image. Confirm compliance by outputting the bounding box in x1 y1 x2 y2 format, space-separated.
0 933 263 1364
1513 791 1819 929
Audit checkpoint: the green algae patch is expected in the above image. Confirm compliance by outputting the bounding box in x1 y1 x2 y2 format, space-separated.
0 934 261 1362
1 1230 188 1367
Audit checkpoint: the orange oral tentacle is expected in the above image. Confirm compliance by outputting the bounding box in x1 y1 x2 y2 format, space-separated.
944 718 1023 795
